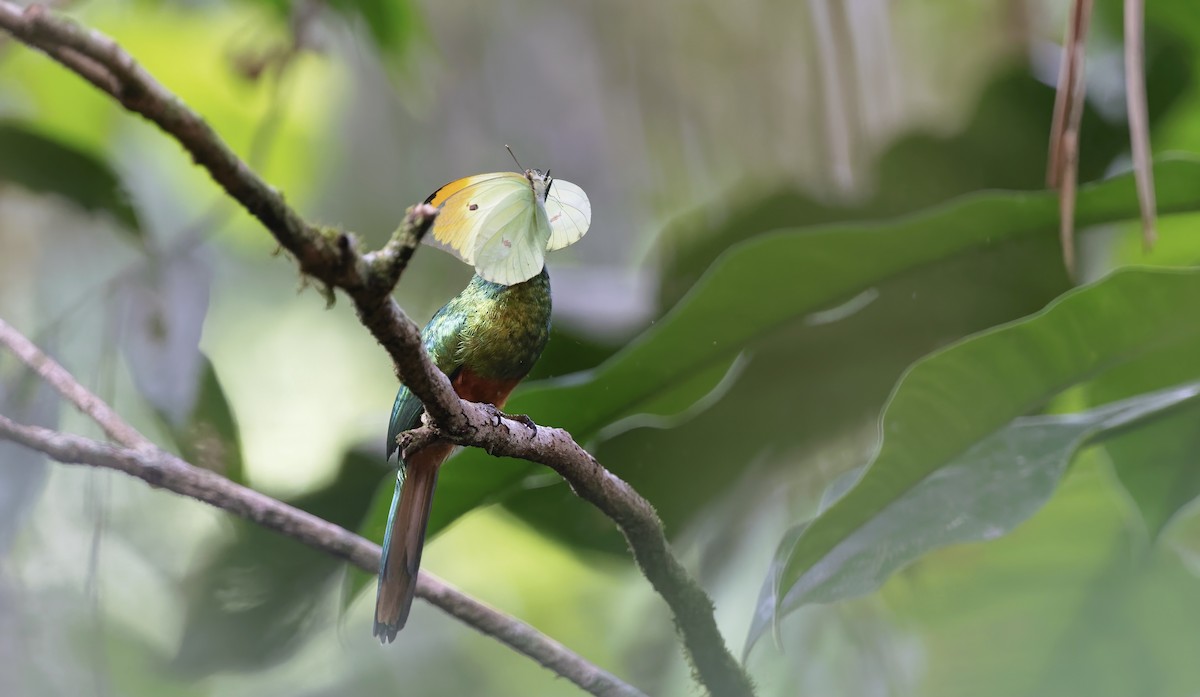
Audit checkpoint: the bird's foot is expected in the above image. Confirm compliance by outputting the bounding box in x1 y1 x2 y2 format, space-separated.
487 405 538 438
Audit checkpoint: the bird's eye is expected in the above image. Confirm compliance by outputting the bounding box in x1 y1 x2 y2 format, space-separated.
468 203 478 211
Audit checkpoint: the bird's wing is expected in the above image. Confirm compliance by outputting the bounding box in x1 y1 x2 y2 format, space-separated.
385 303 467 460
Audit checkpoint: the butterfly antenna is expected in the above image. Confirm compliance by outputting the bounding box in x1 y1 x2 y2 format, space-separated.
505 144 524 171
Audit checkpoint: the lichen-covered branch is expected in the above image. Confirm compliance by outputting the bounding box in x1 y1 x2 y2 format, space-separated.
399 412 756 697
0 4 754 695
0 1 465 431
0 414 643 697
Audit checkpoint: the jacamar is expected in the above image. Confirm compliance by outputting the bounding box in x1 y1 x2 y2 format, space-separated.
373 268 552 642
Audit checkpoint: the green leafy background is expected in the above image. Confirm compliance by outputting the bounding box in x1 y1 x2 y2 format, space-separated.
2 1 1200 696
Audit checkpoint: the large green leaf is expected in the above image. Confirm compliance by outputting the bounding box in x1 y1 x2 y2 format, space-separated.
234 0 423 64
507 233 1066 555
655 66 1132 307
0 121 142 241
327 0 424 58
356 159 1200 561
746 379 1200 654
893 459 1200 697
1080 328 1200 540
1104 408 1200 540
770 268 1200 645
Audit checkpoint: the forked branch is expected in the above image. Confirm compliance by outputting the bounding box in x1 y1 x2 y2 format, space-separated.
0 4 754 695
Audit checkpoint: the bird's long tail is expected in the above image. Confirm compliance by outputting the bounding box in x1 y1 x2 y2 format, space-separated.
373 442 453 642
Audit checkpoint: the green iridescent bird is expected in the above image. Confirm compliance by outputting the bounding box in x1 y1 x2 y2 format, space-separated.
374 160 590 641
373 268 552 642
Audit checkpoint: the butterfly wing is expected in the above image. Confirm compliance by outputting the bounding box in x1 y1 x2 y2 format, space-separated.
544 179 592 251
428 173 528 264
471 186 550 285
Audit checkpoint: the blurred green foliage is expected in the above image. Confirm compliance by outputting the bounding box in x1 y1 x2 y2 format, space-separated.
171 449 384 675
0 122 142 241
757 266 1200 651
3 1 1200 696
157 356 246 484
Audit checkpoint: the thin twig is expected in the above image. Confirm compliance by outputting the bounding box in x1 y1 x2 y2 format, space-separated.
0 4 753 694
0 414 643 697
1059 129 1080 277
1047 0 1094 278
0 1 462 431
0 317 149 450
1124 0 1156 250
0 318 641 696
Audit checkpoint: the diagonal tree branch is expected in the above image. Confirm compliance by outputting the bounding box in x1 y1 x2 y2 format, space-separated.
0 0 464 431
0 415 643 697
0 4 755 695
0 317 149 450
0 319 642 697
400 417 754 697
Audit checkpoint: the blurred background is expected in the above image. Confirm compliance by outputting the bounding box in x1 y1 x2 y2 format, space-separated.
2 0 1200 695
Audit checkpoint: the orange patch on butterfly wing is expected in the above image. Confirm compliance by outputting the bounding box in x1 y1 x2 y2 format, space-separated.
425 173 507 207
430 173 528 261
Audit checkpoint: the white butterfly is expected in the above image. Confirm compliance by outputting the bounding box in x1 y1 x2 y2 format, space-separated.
425 167 591 286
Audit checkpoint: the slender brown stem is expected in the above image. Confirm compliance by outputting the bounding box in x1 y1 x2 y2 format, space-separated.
0 4 753 695
0 317 149 450
1124 0 1157 251
0 414 643 697
1047 0 1094 278
0 0 464 432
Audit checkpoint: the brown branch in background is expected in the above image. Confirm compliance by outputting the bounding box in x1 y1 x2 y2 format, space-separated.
0 416 643 697
1047 0 1093 278
1124 0 1157 251
0 317 150 450
400 413 756 697
1046 0 1089 188
0 1 465 433
1058 128 1080 277
0 4 755 695
0 318 644 697
1048 0 1163 276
